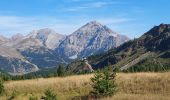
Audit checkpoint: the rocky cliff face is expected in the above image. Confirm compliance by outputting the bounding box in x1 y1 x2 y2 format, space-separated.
0 56 39 75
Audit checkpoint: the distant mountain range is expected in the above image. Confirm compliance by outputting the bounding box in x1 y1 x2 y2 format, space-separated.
0 21 129 75
67 24 170 73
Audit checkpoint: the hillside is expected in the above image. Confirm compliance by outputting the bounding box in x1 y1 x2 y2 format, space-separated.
68 24 170 72
0 72 170 100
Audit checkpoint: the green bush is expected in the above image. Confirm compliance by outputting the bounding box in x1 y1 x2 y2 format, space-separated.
0 79 4 95
91 66 117 97
43 89 57 100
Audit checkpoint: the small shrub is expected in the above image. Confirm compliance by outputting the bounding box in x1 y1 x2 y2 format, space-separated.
8 91 17 100
91 66 117 97
43 89 57 100
29 94 38 100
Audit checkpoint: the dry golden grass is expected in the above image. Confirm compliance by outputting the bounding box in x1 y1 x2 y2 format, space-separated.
117 72 170 94
4 74 93 100
1 72 170 100
102 93 170 100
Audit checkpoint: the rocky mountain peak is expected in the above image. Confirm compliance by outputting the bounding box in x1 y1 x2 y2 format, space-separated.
24 28 65 49
86 20 102 26
72 21 118 37
58 21 129 58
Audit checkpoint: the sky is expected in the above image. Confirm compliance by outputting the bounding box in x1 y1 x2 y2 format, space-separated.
0 0 169 38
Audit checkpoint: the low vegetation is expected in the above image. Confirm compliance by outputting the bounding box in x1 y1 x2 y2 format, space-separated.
42 89 58 100
127 58 170 72
0 72 169 100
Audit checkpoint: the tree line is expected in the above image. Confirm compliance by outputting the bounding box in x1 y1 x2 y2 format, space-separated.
0 65 68 81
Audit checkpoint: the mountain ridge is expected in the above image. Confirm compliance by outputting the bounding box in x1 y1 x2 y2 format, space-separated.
0 21 128 75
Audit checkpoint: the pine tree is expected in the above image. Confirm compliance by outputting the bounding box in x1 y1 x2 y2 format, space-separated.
91 66 117 97
57 65 65 77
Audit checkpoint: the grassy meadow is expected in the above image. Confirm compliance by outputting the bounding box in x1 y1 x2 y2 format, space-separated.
0 72 170 100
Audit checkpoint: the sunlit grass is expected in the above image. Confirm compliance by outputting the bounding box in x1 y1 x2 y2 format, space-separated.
1 72 170 100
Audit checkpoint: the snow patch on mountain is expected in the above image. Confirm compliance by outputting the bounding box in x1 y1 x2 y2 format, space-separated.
69 54 78 59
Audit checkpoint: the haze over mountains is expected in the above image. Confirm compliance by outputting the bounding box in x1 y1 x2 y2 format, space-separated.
0 21 129 75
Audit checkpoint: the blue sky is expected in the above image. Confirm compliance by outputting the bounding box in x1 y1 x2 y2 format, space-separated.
0 0 169 38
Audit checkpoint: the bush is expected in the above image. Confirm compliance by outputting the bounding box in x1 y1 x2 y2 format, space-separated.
91 66 117 97
0 79 4 95
43 89 57 100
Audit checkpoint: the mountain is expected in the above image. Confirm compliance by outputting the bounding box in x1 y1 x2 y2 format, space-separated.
11 33 24 41
0 28 66 74
0 36 39 75
4 28 65 50
0 21 128 75
0 46 39 75
68 24 170 72
10 28 67 69
25 28 65 49
57 21 129 59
